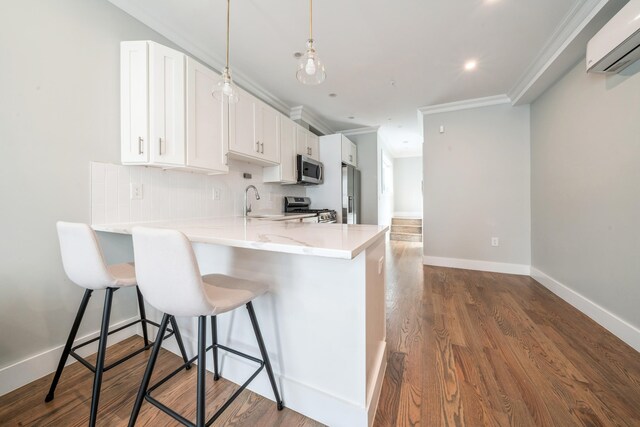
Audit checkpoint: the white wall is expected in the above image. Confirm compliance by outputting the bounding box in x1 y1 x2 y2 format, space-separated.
377 136 395 227
350 133 378 225
393 156 422 217
530 59 640 345
422 103 531 271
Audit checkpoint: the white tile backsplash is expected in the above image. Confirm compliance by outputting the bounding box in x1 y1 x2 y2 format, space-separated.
91 161 306 225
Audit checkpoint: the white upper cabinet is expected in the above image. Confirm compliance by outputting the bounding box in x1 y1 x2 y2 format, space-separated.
186 57 228 173
121 41 149 163
120 41 228 174
295 125 320 161
149 42 185 166
264 114 297 184
228 88 279 165
341 135 357 167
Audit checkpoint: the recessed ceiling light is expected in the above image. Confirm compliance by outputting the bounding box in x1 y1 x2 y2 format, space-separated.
387 118 392 121
328 93 337 97
348 116 355 119
464 60 478 71
293 52 303 58
403 141 409 144
390 80 396 87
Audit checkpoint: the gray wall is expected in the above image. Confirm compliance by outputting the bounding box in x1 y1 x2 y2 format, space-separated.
350 133 379 225
393 156 422 216
0 0 177 368
422 104 531 265
531 59 640 328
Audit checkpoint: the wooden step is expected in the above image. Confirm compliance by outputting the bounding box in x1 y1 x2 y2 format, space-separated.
392 217 422 226
391 224 422 235
390 232 422 242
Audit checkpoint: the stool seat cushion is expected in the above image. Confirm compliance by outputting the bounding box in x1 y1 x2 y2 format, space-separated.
106 262 137 287
202 274 268 315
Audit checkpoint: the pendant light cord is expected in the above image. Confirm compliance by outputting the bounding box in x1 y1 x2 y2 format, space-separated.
226 0 230 68
309 0 313 40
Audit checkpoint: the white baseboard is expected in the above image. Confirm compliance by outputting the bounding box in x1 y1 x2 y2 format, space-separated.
530 268 640 353
0 316 139 397
393 211 422 218
423 255 531 275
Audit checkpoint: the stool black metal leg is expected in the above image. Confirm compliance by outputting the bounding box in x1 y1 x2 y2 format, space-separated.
89 287 114 427
246 302 284 410
170 316 191 369
45 289 93 402
211 315 220 381
135 287 149 346
128 313 170 427
196 316 207 427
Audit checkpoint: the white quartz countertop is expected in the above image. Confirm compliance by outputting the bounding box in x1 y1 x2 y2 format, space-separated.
93 217 388 260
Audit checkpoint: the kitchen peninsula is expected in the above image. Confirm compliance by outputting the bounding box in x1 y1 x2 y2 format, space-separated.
94 218 388 427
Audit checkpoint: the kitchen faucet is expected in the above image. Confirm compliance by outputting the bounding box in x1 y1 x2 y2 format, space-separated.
244 185 261 216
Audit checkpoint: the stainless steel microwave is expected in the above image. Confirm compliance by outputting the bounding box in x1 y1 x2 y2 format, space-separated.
297 155 324 185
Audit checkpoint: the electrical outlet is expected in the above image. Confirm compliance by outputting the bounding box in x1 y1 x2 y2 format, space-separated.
212 188 221 200
130 183 143 200
491 237 499 247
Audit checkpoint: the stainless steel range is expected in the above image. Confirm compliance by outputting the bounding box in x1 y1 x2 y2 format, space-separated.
284 197 337 223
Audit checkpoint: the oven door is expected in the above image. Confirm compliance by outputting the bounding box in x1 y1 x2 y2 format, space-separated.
297 155 324 185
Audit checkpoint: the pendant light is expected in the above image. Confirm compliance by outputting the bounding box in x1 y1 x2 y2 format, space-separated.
296 0 326 85
213 0 239 103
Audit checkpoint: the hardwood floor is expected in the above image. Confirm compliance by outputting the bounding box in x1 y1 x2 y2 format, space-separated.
2 241 639 426
375 241 640 426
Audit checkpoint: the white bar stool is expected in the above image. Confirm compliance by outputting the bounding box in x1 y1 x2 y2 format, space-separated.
129 227 284 427
46 222 191 427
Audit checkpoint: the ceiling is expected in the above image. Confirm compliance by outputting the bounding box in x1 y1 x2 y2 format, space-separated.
110 0 595 157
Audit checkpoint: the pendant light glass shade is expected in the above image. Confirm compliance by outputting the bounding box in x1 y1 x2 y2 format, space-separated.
212 0 239 103
296 39 326 85
213 67 239 103
297 0 326 85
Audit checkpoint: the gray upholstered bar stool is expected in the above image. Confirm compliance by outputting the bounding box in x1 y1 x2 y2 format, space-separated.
46 222 190 427
129 227 284 427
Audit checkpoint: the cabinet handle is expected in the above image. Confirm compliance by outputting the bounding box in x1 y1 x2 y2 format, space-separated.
260 142 264 154
138 137 144 155
350 154 353 162
309 147 312 156
256 141 260 152
159 137 163 156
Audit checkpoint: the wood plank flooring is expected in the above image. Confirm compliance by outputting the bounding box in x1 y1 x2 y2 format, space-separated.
1 241 639 426
374 242 640 426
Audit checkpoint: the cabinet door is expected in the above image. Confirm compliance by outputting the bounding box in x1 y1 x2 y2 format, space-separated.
149 42 185 166
350 142 357 167
186 57 228 173
121 41 149 163
341 136 351 165
307 133 319 160
295 125 308 157
229 88 259 158
280 116 297 182
256 101 279 163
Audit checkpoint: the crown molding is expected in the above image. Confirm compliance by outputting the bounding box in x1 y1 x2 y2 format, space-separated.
108 0 291 115
338 126 380 136
418 95 511 116
289 106 335 136
508 0 610 105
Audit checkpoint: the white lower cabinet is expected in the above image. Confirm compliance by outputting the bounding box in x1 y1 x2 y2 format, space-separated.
120 41 228 174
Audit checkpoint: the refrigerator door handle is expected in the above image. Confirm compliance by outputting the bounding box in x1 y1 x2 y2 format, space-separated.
348 196 353 213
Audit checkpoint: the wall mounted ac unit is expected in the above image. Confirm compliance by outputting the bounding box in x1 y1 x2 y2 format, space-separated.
587 0 640 73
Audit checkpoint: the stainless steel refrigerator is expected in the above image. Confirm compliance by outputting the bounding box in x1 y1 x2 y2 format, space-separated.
342 164 361 224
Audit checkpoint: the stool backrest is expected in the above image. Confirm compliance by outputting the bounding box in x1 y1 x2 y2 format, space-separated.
57 222 114 290
132 227 213 316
